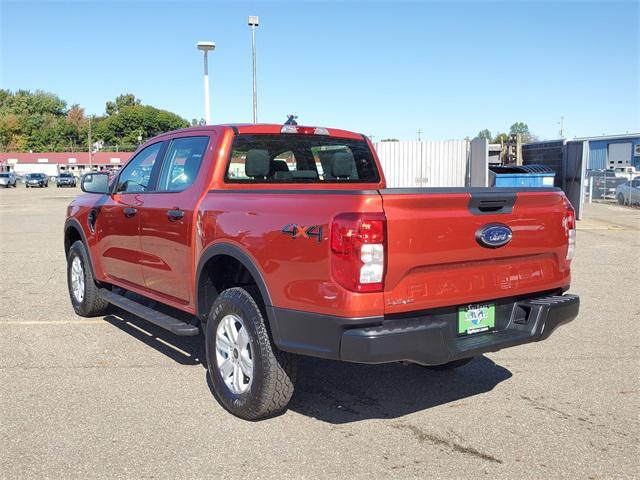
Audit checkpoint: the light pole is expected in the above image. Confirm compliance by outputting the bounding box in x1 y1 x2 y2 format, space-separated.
248 16 259 123
197 41 215 124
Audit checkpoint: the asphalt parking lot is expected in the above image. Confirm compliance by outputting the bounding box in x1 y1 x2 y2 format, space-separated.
1 185 638 479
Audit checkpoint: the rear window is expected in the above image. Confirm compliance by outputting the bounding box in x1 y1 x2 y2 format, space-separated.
225 135 380 183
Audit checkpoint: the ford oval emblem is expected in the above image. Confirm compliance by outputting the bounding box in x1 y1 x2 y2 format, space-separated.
476 224 512 248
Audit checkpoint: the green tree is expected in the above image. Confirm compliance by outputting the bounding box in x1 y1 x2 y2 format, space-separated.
0 90 188 152
105 93 141 116
0 89 66 116
509 122 532 142
476 129 492 140
94 104 188 150
493 132 510 144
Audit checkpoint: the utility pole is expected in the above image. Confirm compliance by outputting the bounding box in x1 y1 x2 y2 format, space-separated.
558 116 565 139
248 16 260 123
417 129 423 141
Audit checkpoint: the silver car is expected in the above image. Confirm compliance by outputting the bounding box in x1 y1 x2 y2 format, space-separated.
616 178 640 206
0 172 17 188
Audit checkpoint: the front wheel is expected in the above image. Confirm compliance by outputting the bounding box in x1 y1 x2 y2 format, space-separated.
205 287 297 420
617 193 625 205
67 240 109 317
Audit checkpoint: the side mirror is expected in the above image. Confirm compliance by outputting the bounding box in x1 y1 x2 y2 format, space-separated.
81 172 110 194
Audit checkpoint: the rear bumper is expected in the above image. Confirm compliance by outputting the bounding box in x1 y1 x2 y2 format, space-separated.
269 293 579 365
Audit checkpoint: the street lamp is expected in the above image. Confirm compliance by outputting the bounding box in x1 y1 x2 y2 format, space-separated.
248 16 259 123
196 41 215 124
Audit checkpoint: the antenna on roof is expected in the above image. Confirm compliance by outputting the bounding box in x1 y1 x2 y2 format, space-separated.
284 115 298 126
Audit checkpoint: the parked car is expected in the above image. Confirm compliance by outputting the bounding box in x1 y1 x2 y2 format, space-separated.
64 123 580 420
616 178 640 205
57 172 77 188
610 166 639 180
25 173 49 188
587 169 626 199
0 172 17 188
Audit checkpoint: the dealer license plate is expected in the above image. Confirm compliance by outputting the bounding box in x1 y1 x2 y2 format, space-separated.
458 303 495 335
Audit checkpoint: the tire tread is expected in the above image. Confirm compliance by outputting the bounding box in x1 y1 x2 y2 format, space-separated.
68 240 109 317
207 287 297 420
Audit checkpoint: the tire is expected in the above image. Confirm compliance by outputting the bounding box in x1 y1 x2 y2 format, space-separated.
205 287 297 420
67 240 109 317
617 193 625 205
422 357 474 371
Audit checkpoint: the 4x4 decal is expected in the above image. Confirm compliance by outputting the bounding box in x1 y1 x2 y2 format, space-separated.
281 224 323 243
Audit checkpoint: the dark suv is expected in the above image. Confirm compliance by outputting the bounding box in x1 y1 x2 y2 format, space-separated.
25 173 49 188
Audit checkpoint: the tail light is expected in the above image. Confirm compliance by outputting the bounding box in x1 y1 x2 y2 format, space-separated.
331 213 386 292
563 198 576 261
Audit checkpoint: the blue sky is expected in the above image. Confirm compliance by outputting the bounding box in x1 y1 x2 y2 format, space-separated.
1 0 638 140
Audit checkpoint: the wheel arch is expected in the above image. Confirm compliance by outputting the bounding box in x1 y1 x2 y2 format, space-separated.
195 243 274 324
64 218 99 280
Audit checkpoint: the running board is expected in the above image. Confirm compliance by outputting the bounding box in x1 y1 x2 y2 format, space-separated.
97 288 199 336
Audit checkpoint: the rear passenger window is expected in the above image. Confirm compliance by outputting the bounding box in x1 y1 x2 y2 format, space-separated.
157 136 209 192
226 135 379 183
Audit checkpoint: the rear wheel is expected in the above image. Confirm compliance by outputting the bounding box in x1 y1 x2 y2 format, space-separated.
205 287 297 420
67 240 109 317
423 357 474 371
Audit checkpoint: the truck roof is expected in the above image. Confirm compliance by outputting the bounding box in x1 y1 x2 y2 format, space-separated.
146 124 366 143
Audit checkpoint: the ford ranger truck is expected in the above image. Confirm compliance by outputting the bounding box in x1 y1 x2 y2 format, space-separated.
64 124 580 420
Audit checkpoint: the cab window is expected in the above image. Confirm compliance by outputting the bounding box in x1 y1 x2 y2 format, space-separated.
226 135 379 183
115 142 163 193
157 136 209 192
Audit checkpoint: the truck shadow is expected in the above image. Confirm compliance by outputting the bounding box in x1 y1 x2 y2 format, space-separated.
103 309 512 423
103 311 206 366
289 355 511 423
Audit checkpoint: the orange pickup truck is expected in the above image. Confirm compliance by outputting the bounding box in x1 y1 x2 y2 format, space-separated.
64 123 579 419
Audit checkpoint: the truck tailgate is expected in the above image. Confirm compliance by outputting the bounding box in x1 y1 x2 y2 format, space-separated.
381 188 571 314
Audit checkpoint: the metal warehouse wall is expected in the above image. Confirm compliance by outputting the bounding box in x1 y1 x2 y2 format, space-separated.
522 140 565 188
374 140 469 188
587 137 640 170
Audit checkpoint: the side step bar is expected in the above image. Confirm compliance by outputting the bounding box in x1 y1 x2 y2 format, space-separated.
97 288 199 336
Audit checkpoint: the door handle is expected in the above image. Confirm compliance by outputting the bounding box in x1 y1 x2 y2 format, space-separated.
123 207 137 218
167 209 184 222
